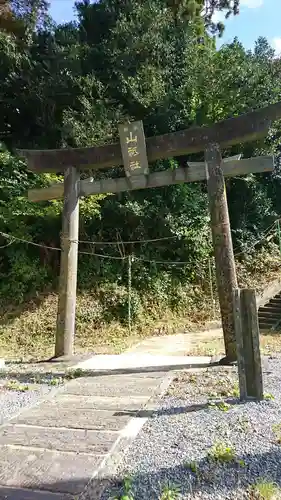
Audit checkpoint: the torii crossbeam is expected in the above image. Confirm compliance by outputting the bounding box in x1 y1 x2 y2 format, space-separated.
18 102 281 362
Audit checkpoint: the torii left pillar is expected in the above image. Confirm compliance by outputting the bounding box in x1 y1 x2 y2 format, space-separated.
55 166 79 358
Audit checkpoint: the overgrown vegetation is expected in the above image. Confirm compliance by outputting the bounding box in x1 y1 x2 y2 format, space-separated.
1 0 281 358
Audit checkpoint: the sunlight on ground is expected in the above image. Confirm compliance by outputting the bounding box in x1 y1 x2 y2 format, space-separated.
187 331 281 357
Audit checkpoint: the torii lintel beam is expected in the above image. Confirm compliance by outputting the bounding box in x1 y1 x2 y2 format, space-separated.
18 101 281 173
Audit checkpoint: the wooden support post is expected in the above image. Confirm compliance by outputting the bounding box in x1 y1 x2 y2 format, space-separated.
233 289 263 401
205 143 238 362
55 167 79 358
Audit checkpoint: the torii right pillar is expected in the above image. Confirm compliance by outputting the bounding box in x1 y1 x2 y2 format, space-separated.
205 143 238 363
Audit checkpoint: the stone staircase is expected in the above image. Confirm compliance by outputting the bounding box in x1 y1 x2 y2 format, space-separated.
258 291 281 331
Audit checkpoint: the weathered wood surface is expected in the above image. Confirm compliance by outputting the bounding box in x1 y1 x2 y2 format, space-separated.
242 289 263 400
233 288 263 401
18 101 281 172
55 166 79 358
118 121 149 176
233 289 247 400
28 155 274 202
205 143 238 362
119 121 149 190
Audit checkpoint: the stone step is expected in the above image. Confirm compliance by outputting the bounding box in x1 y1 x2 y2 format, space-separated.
258 316 281 325
259 324 274 331
259 316 281 322
269 299 281 305
258 313 281 321
258 316 278 325
257 287 281 331
259 318 280 326
259 306 281 314
259 317 278 324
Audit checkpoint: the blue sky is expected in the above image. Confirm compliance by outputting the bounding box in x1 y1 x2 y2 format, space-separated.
49 0 281 54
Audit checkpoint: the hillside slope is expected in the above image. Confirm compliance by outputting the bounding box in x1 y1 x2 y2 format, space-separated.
1 245 280 361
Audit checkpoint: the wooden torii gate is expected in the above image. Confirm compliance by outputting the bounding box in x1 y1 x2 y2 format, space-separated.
18 102 281 362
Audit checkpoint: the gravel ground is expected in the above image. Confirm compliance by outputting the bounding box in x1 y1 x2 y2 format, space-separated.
0 369 66 425
0 358 89 425
101 356 281 500
0 382 57 425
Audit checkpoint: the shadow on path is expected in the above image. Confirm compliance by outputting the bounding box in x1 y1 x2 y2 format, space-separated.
0 360 228 384
113 397 240 418
1 447 281 499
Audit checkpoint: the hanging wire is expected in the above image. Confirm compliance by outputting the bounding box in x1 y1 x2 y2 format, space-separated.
78 235 178 245
233 222 278 258
0 238 15 249
0 231 61 251
0 216 280 265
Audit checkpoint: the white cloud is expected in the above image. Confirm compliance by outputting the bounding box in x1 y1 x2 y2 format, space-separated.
272 37 281 55
240 0 263 8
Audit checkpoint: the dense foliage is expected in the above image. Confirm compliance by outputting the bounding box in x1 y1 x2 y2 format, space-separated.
1 0 281 325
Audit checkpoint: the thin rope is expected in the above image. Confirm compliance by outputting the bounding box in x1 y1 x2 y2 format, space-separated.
78 235 178 245
233 223 277 257
1 217 280 264
0 238 15 249
78 249 126 260
0 232 61 251
135 256 194 266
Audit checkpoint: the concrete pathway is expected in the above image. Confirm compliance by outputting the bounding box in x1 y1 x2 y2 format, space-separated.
127 328 223 356
75 353 212 373
0 331 218 500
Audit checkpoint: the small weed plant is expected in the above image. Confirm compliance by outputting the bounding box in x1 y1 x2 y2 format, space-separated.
272 423 281 444
237 416 250 432
264 393 275 401
208 401 231 412
207 442 235 463
184 461 198 474
160 483 180 500
65 368 84 380
113 476 134 500
217 401 231 412
250 480 281 499
48 377 63 386
231 383 239 398
5 380 29 392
